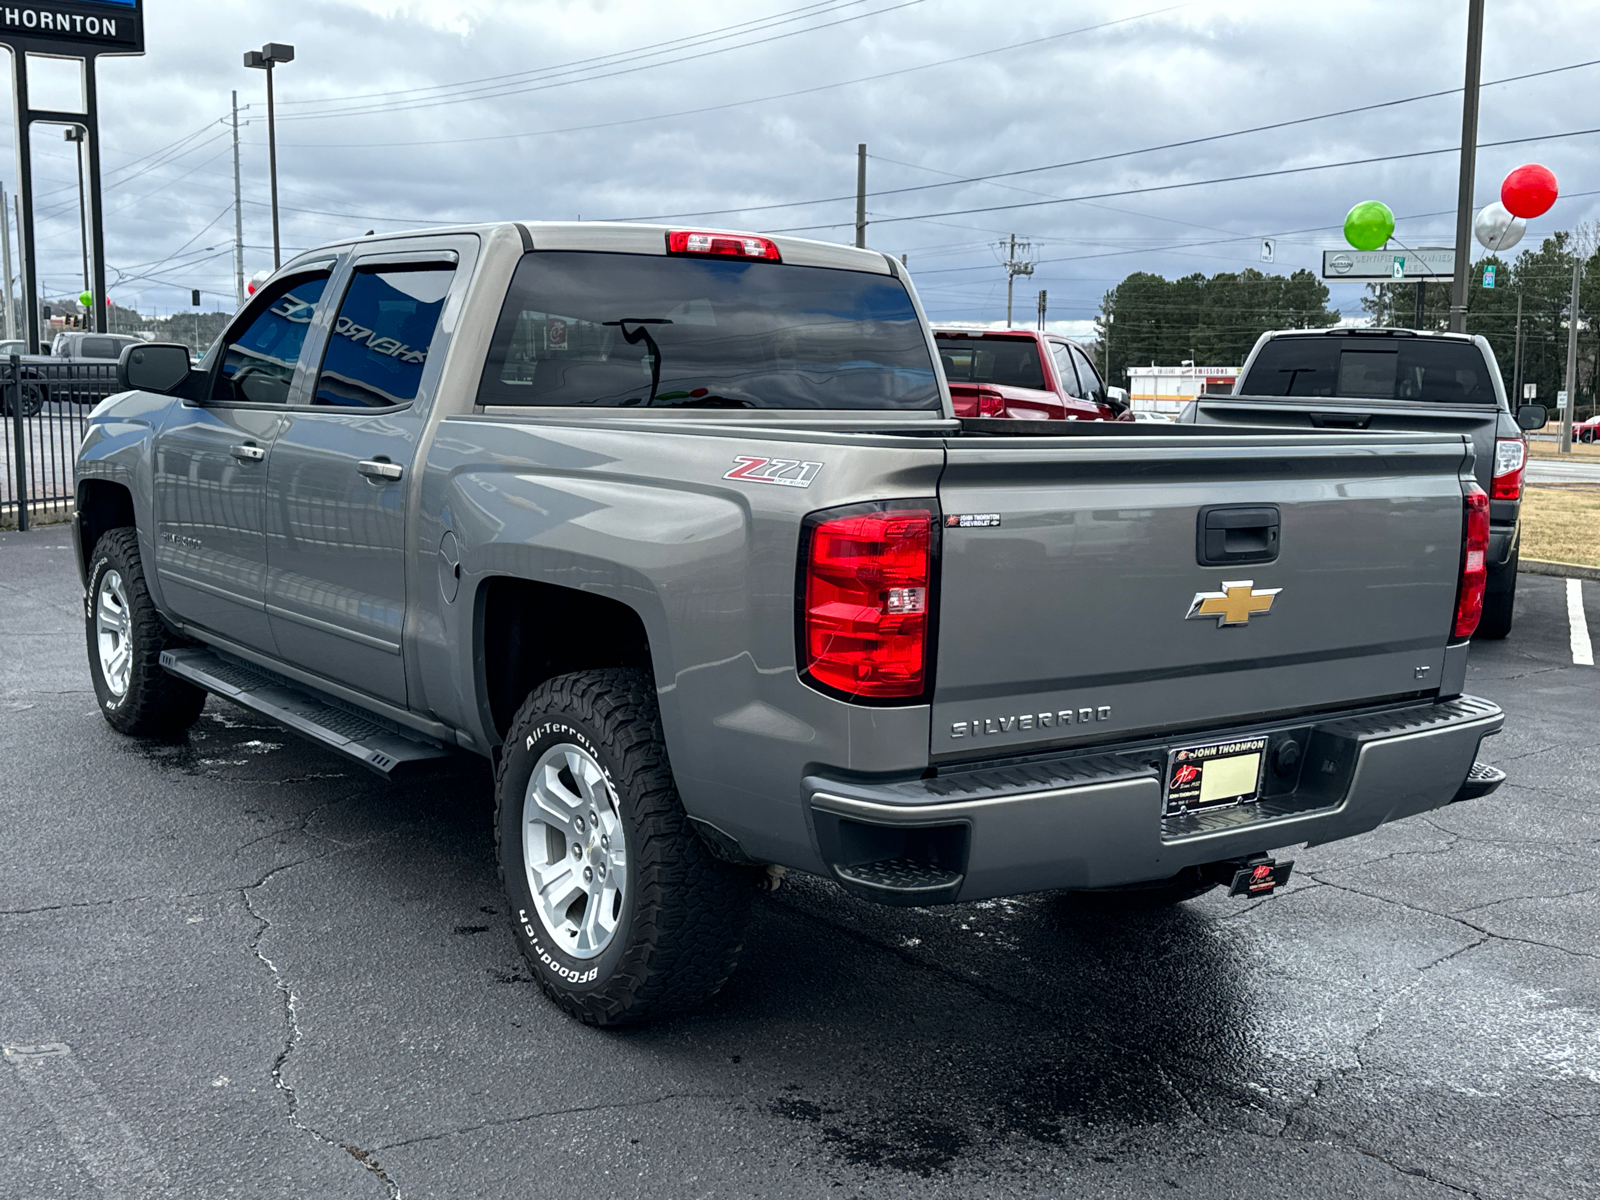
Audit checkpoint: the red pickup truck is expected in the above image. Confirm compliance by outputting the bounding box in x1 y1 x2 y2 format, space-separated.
934 327 1129 420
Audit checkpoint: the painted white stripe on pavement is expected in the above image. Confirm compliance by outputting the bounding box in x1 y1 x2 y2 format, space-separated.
1567 578 1594 667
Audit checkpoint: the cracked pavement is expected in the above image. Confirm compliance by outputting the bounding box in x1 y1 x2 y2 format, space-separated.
3 525 1597 1198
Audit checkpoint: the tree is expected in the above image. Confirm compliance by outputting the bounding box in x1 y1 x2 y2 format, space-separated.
1095 268 1339 382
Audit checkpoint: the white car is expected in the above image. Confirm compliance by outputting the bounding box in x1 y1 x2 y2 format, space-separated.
1131 410 1175 423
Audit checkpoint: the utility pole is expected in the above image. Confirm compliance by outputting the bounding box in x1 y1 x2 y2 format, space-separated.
1449 0 1484 333
1037 289 1047 331
1561 258 1581 452
232 90 245 306
1511 292 1524 408
854 143 866 249
1002 234 1034 326
0 181 12 341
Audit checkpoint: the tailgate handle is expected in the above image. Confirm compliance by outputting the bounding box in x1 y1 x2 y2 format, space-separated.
1309 412 1372 430
1197 505 1280 566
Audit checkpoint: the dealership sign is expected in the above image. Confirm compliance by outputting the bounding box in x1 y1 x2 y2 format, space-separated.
0 0 142 55
1321 248 1455 281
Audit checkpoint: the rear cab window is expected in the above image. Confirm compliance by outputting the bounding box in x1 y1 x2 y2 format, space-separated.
936 335 1047 391
477 252 939 410
1239 335 1496 403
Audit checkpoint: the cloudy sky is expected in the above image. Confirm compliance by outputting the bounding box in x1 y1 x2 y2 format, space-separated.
4 0 1598 335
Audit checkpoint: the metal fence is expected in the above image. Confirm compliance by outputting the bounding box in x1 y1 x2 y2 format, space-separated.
2 357 120 530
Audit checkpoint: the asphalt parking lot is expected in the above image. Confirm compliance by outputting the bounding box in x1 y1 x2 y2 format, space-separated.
3 525 1597 1200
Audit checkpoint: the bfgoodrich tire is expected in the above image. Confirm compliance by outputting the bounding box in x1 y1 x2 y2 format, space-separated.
85 528 206 737
495 669 757 1026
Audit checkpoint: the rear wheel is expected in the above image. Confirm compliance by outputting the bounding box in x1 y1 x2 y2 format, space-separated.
85 528 206 736
495 668 757 1025
1476 549 1518 640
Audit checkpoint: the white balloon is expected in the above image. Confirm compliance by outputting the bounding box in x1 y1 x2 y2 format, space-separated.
1474 201 1526 252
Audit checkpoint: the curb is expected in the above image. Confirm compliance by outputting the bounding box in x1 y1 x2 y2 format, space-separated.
1520 559 1600 582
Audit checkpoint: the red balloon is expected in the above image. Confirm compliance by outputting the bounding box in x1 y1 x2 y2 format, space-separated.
1501 163 1558 219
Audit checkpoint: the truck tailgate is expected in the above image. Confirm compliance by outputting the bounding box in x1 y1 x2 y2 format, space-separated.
932 431 1469 758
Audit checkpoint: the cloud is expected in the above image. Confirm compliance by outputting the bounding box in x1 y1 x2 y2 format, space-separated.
2 0 1595 325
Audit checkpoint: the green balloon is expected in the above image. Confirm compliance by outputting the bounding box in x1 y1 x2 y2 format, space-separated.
1344 201 1395 251
78 290 92 308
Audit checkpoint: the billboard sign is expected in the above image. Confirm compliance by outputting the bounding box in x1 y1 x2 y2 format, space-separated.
1322 248 1455 280
0 0 143 56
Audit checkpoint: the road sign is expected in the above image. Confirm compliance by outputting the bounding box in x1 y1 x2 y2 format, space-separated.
1322 248 1455 280
1557 390 1568 409
1260 239 1275 263
1524 383 1537 399
1482 264 1496 288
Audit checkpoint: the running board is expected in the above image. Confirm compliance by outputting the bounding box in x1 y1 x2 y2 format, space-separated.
160 647 453 780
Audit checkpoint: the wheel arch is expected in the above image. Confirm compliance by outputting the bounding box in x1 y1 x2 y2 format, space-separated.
76 477 137 581
474 575 656 746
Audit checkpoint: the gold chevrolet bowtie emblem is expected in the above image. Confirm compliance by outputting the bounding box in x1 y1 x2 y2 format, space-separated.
1186 580 1281 627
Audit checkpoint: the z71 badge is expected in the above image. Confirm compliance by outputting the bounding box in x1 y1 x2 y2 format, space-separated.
724 456 823 488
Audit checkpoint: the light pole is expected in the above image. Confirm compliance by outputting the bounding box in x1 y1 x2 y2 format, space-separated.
63 126 88 299
244 42 295 270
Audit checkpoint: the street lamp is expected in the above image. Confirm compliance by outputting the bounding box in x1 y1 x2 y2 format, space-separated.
244 42 294 270
63 127 88 301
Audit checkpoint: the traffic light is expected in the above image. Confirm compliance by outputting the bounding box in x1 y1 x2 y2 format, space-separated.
191 289 201 307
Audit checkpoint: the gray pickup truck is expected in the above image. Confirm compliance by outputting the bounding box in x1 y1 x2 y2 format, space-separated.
1184 328 1546 639
75 222 1506 1025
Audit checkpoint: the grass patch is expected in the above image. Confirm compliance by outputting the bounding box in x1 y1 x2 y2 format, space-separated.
1528 439 1600 460
1520 484 1600 567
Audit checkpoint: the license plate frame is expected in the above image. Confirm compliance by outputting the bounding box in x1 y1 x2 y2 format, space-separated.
1164 736 1269 816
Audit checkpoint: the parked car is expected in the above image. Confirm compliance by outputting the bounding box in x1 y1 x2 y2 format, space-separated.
1183 327 1541 640
934 326 1128 420
1132 409 1175 423
1575 415 1600 443
76 222 1505 1025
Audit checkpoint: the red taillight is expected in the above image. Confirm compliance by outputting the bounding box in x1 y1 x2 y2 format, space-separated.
802 505 933 700
1491 437 1526 500
666 230 781 261
1453 484 1491 639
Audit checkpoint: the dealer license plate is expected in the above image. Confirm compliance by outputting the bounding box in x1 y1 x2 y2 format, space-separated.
1164 736 1269 815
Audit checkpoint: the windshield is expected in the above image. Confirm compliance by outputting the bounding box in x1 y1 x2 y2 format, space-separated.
935 335 1047 390
1239 336 1496 403
477 251 939 410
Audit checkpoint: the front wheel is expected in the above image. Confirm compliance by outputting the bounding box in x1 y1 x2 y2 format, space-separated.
495 669 757 1025
85 528 206 736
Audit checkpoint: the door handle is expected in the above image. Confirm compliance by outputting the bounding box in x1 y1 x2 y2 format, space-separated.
229 443 265 462
358 459 404 481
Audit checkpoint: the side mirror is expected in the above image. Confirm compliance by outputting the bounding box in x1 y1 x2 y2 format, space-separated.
119 342 191 395
1106 385 1130 412
1515 403 1547 431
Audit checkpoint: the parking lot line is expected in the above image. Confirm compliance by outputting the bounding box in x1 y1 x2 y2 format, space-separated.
1568 578 1594 666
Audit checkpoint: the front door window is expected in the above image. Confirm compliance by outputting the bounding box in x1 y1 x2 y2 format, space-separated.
214 272 331 405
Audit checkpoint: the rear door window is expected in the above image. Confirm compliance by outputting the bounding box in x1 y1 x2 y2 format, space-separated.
936 335 1047 390
1048 343 1083 397
313 265 455 408
214 272 331 405
1241 336 1495 403
479 252 938 410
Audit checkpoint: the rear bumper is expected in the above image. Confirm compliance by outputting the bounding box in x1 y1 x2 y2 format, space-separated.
805 696 1504 904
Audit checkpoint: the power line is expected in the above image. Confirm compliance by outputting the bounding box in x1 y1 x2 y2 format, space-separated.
271 0 882 114
270 4 1186 149
615 55 1600 223
275 0 930 123
766 127 1600 233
